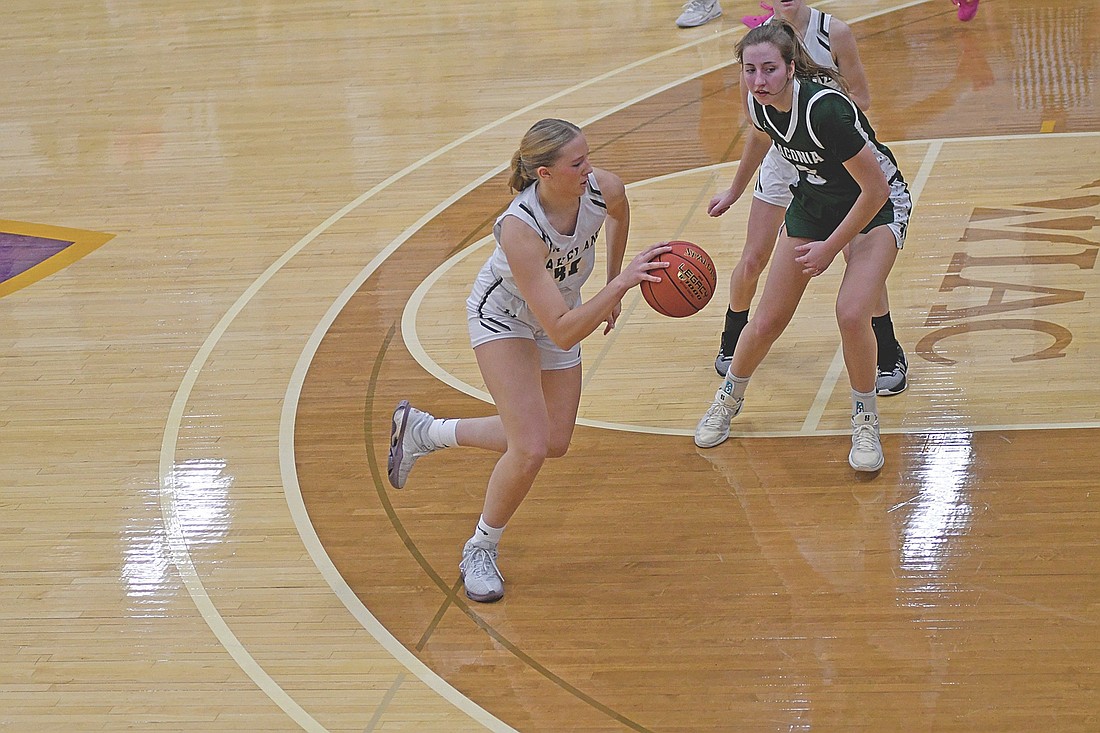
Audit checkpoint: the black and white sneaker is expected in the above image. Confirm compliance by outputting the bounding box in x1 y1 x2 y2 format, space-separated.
714 349 731 378
876 349 908 396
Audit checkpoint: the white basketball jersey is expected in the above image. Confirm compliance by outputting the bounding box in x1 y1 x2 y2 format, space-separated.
765 8 836 71
476 173 606 308
801 8 837 71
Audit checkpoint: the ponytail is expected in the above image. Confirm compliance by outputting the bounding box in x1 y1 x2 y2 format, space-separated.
507 118 583 192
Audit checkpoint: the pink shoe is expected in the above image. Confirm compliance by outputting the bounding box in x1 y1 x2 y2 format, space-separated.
741 2 773 29
953 0 979 22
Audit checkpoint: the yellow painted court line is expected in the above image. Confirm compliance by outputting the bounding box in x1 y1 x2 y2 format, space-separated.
0 219 114 299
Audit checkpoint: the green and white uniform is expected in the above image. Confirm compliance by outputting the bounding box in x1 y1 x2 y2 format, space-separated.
754 7 838 207
747 77 911 247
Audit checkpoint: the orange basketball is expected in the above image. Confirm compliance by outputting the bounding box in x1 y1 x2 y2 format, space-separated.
640 240 717 318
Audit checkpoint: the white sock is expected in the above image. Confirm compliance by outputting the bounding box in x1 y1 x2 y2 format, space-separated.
852 388 877 417
722 373 750 401
470 515 504 546
426 418 458 448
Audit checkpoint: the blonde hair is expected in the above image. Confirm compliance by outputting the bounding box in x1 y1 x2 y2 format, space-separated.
736 20 849 94
508 118 583 192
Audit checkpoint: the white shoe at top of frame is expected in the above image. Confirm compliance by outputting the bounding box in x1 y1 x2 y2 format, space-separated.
676 0 722 28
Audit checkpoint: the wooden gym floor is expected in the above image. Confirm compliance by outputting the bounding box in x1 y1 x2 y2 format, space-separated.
1 0 1097 730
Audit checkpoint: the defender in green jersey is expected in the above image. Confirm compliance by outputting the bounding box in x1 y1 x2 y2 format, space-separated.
710 0 907 399
746 78 909 244
695 20 913 473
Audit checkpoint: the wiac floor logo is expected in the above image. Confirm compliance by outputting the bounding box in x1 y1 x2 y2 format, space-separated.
916 179 1100 365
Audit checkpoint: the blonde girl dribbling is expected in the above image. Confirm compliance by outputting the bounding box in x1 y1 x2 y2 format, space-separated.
388 119 671 602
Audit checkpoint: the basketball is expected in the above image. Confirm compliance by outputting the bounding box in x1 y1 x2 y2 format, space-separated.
640 240 717 318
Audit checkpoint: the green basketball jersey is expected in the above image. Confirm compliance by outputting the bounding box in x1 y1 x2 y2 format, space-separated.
747 78 904 217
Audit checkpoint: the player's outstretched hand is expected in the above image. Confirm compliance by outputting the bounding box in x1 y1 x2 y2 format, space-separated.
708 189 740 217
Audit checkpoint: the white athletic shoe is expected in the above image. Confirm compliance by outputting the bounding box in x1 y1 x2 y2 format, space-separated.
694 388 743 448
676 0 722 28
387 400 438 489
849 412 884 472
460 539 504 603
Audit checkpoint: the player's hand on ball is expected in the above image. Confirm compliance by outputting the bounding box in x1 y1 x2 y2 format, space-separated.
624 242 672 286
